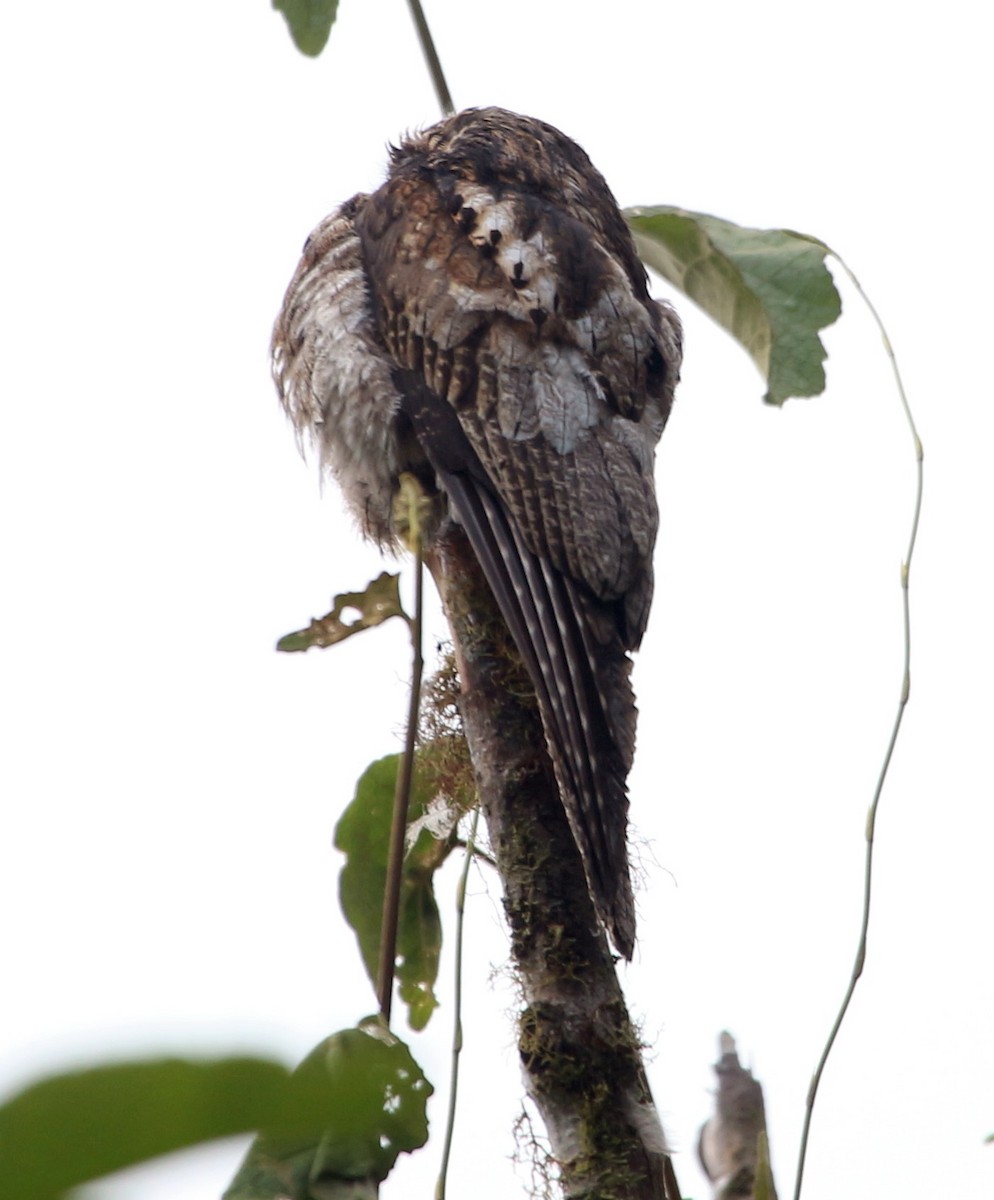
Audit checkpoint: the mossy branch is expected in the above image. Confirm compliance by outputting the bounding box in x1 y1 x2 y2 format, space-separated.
426 526 680 1200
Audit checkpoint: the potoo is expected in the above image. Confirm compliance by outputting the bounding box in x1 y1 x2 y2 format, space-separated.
272 108 681 959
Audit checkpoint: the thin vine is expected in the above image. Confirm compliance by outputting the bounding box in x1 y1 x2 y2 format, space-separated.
435 805 482 1200
792 257 923 1200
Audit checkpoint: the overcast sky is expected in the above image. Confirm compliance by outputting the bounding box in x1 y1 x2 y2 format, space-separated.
2 2 991 1198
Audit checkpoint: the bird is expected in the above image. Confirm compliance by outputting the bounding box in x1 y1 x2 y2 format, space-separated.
271 107 681 959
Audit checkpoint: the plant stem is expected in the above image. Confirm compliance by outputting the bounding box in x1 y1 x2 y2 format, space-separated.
406 0 455 115
435 805 481 1200
377 544 425 1024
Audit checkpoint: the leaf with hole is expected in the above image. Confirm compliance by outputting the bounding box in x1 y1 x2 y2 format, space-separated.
224 1025 431 1198
277 572 406 652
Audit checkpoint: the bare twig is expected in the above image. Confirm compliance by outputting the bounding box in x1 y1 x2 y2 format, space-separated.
698 1032 777 1200
406 0 455 116
376 541 425 1024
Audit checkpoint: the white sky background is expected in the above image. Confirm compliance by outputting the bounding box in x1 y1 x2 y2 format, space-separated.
1 2 991 1198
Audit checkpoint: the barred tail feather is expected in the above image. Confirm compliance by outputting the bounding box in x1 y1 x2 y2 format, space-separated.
401 385 637 957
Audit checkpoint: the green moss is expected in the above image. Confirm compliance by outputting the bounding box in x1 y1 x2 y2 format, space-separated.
517 1001 649 1196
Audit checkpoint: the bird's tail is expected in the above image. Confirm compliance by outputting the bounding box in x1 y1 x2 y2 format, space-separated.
452 470 638 958
399 383 638 958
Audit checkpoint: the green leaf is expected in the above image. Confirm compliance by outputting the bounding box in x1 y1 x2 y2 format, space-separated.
335 756 451 1031
0 1055 357 1200
225 1025 431 1199
626 206 841 405
278 572 406 652
272 0 340 57
754 1129 776 1200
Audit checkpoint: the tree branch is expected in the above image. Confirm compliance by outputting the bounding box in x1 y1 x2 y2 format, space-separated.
698 1033 777 1200
426 526 679 1200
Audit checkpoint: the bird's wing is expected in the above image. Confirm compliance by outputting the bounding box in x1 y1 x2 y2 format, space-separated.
271 196 406 550
353 157 678 957
388 369 637 954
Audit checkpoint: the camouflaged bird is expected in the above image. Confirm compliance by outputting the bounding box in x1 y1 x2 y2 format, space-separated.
272 107 681 959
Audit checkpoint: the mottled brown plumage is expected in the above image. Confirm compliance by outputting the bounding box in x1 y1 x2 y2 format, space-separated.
272 108 681 958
